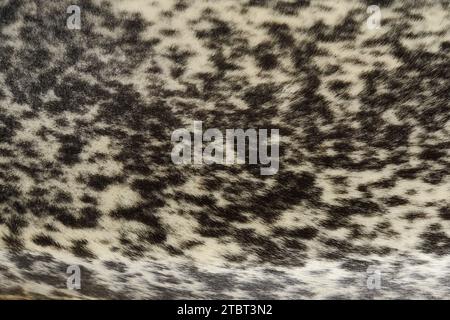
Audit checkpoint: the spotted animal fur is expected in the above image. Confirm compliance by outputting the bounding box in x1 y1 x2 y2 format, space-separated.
0 0 449 299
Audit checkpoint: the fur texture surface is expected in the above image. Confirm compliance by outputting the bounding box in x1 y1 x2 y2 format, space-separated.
0 0 449 299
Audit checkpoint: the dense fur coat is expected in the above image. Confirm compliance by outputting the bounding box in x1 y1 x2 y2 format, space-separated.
0 0 449 299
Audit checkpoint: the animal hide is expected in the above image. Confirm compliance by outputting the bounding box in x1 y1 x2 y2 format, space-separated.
0 0 449 299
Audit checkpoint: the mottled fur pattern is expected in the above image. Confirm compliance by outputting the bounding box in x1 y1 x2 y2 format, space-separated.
0 0 449 299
